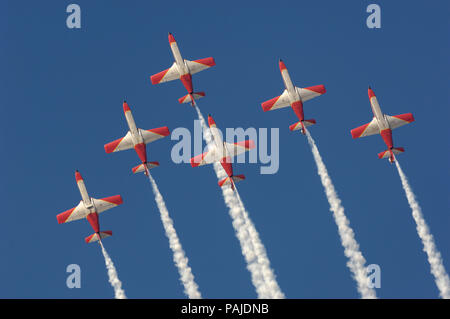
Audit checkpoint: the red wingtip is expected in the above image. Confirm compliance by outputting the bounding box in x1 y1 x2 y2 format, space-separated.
85 234 94 243
306 85 326 95
190 153 204 167
368 87 376 99
131 164 141 174
208 115 216 127
168 33 176 44
123 101 131 113
57 207 76 224
148 126 170 137
75 170 83 182
101 195 123 206
235 140 256 150
218 177 229 187
279 59 287 71
261 96 279 112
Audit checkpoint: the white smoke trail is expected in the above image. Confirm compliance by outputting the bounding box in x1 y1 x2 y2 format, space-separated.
234 188 285 299
194 103 283 298
99 242 127 299
147 172 202 299
395 160 450 298
305 130 376 299
215 165 268 298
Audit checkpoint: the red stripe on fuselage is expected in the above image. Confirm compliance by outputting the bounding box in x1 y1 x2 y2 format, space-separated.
86 213 100 233
220 157 233 177
134 143 147 163
180 73 193 93
380 129 394 149
291 101 304 122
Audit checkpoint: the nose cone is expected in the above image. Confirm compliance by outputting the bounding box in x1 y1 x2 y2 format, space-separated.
208 114 216 127
75 170 83 182
168 32 176 44
123 100 131 113
279 59 287 71
368 86 376 99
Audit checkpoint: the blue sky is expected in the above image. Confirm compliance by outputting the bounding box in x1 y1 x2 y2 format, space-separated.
1 1 449 298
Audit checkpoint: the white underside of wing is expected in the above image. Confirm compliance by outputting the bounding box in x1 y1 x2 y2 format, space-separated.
160 62 181 83
65 201 90 222
114 131 134 152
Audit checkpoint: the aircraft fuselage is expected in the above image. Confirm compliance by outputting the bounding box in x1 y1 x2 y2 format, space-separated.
368 89 393 149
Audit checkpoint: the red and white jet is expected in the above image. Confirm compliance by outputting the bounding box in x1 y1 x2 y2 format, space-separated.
190 115 255 190
261 59 326 134
150 32 216 106
104 101 170 175
351 87 415 163
57 171 123 244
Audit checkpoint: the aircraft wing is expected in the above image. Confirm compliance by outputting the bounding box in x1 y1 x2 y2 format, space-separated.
104 131 134 153
190 148 220 167
386 113 415 130
57 201 90 224
296 85 326 102
223 140 256 158
351 117 379 138
150 62 180 84
185 57 215 75
139 127 170 144
92 195 123 214
261 90 291 111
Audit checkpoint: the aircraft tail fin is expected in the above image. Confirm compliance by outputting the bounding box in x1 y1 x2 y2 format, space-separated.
85 231 112 244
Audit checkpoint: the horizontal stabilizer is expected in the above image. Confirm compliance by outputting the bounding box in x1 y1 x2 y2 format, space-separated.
378 147 405 160
178 92 205 104
289 119 316 131
132 162 160 174
85 231 112 244
218 174 246 189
